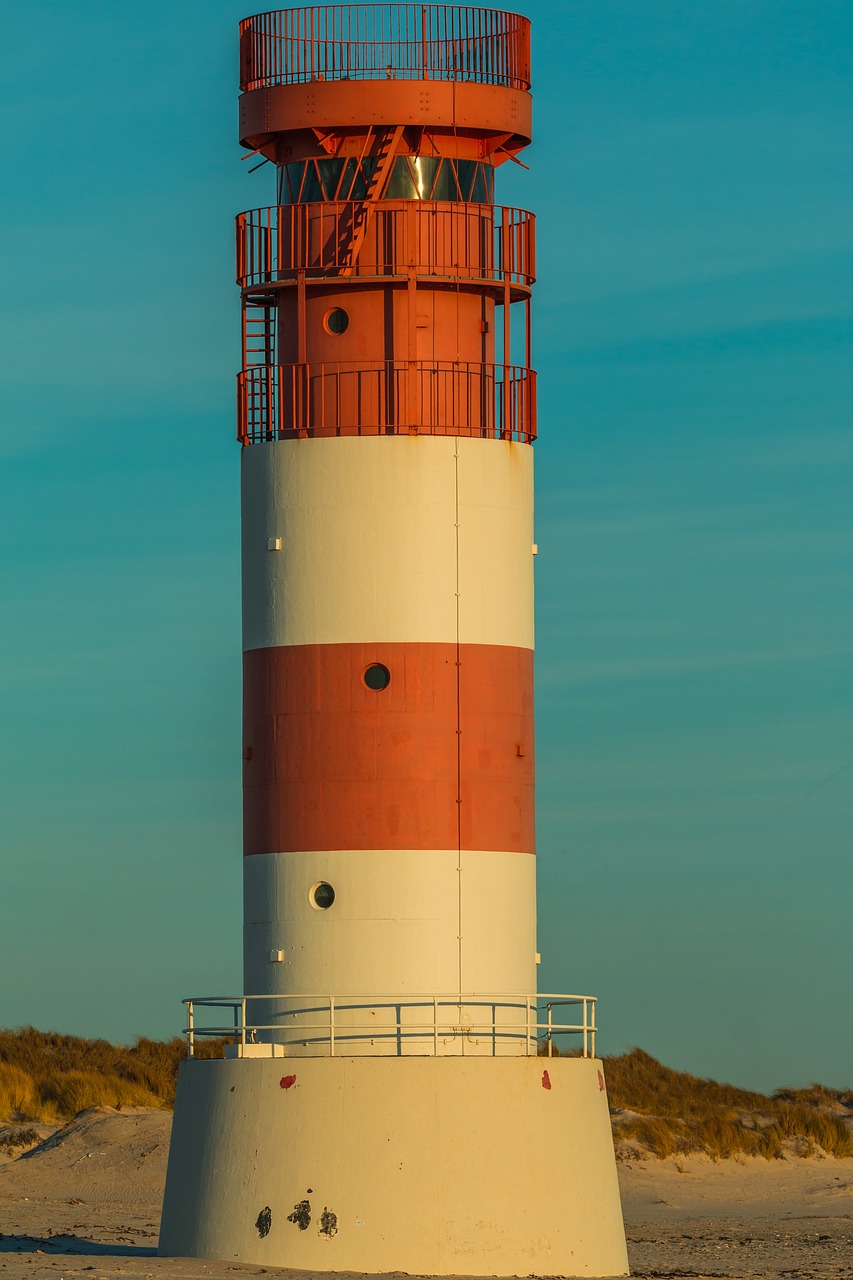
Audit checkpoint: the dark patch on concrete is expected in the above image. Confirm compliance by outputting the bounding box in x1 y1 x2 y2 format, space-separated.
319 1207 338 1238
280 1074 297 1089
287 1200 311 1231
255 1206 272 1238
542 1069 552 1090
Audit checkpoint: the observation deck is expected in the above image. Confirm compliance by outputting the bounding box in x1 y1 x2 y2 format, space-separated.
240 5 530 89
237 359 535 443
237 201 534 295
239 5 533 161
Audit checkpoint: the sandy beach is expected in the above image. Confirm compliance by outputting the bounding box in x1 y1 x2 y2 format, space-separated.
0 1108 851 1280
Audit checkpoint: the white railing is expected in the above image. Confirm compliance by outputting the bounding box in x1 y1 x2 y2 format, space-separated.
182 993 596 1059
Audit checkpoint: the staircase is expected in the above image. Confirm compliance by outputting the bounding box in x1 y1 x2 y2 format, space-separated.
338 124 405 276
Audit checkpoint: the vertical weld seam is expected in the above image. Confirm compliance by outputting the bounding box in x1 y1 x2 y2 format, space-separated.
454 438 462 998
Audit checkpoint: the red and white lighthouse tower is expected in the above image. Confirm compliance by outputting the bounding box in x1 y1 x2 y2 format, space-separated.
160 8 627 1274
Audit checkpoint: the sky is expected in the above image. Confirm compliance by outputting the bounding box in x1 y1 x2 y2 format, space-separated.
0 1 850 1093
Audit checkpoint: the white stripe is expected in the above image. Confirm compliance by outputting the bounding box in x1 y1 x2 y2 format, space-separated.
243 848 537 999
241 435 534 650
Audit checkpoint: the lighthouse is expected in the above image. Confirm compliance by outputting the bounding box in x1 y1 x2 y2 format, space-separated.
159 7 628 1275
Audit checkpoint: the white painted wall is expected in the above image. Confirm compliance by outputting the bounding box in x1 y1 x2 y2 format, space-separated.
241 435 534 651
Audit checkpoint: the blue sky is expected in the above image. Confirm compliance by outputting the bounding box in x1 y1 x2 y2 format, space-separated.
1 1 850 1092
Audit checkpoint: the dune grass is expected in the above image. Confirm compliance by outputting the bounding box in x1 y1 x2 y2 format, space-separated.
0 1125 42 1154
0 1028 222 1124
604 1048 853 1161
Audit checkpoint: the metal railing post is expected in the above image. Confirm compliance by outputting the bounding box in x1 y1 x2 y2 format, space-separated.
241 997 247 1050
329 994 335 1057
264 364 273 440
525 995 531 1056
591 999 596 1059
547 1002 553 1057
433 995 439 1055
187 1000 194 1059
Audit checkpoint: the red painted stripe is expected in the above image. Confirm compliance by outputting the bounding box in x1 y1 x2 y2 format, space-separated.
243 642 534 856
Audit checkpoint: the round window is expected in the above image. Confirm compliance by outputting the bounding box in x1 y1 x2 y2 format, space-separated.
364 663 391 691
310 882 335 910
324 307 349 335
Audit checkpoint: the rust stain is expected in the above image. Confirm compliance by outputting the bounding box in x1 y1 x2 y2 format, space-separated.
280 1074 297 1089
541 1069 551 1090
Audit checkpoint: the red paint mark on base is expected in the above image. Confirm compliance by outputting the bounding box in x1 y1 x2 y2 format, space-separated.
541 1069 552 1090
280 1074 297 1090
598 1069 606 1093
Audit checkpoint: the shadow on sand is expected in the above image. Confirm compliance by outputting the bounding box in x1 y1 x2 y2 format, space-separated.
0 1233 155 1257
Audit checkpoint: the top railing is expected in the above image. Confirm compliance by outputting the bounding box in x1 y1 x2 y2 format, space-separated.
240 5 531 91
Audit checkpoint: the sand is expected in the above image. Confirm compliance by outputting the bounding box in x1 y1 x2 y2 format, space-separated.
1 1108 851 1279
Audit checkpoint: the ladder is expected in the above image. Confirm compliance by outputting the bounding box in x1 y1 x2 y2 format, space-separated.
338 124 405 276
242 294 276 368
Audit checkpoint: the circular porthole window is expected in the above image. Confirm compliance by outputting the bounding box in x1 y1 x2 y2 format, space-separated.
310 881 335 911
324 307 349 335
364 663 391 691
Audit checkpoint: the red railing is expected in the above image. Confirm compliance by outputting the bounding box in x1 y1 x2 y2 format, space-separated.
237 360 536 443
240 6 531 91
237 201 534 290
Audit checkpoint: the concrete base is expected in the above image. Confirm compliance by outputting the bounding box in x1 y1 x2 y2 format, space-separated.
159 1055 628 1276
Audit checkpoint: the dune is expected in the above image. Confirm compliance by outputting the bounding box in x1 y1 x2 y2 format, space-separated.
0 1106 169 1204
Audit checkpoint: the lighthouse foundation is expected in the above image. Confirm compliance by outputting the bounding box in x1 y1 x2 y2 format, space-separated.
159 1054 628 1277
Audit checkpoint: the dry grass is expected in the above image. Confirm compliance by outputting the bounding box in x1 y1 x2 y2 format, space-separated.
0 1125 44 1155
0 1028 224 1123
605 1048 853 1161
775 1082 853 1111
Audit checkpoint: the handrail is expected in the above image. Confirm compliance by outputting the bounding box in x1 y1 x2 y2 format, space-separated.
240 6 532 92
237 359 536 443
236 201 535 291
182 992 597 1059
